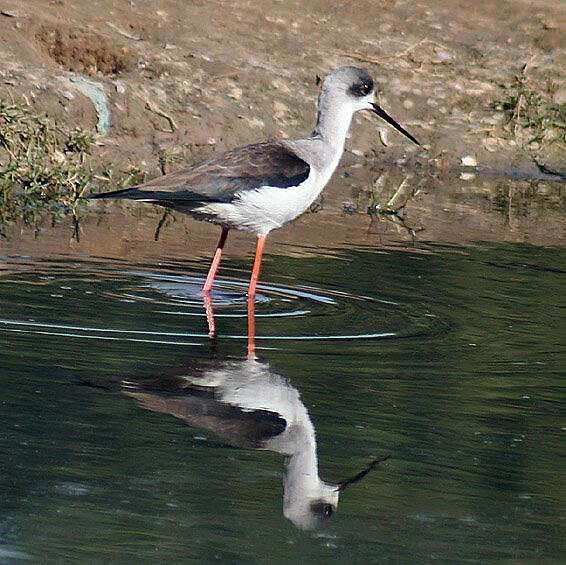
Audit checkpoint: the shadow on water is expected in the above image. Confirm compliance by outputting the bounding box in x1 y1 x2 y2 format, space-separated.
0 239 565 562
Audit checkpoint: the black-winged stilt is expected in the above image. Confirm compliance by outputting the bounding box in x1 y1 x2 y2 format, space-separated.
91 66 419 299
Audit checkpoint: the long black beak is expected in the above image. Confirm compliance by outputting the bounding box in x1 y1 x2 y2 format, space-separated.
336 455 391 491
371 103 420 146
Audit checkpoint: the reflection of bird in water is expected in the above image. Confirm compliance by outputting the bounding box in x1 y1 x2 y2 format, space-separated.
121 356 387 530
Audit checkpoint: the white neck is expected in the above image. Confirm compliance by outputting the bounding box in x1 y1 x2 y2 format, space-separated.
282 423 320 505
311 94 356 152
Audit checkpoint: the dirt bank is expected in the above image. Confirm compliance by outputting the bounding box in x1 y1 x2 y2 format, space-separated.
0 0 564 255
1 0 564 172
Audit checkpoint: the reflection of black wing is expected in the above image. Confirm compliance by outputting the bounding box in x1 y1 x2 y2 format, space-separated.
122 376 287 449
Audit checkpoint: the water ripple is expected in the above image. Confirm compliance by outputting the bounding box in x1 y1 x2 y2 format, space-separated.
0 258 445 345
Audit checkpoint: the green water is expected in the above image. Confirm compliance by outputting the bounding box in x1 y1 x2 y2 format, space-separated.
1 242 565 563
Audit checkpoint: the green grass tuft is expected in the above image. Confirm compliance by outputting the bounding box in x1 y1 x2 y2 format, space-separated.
0 101 95 236
492 72 566 147
0 101 148 237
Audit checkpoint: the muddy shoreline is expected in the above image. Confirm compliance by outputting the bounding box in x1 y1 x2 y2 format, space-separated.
0 0 564 255
2 160 564 264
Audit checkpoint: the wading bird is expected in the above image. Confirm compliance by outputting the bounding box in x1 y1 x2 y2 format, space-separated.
91 66 419 299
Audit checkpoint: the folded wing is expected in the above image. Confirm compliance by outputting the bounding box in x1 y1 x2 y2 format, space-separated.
90 141 311 205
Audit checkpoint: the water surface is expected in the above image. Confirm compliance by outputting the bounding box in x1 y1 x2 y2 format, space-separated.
1 240 564 563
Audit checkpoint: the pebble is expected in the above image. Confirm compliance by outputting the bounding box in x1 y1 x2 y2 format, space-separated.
461 155 478 167
229 87 242 100
273 100 288 119
247 117 265 129
433 50 452 62
483 138 499 152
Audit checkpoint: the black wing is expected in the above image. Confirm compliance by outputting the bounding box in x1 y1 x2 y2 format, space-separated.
90 141 310 204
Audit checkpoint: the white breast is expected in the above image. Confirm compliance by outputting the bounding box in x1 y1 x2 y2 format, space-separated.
194 155 341 236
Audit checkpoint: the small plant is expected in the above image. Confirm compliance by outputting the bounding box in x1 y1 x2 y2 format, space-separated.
65 128 95 154
492 69 566 147
343 172 423 240
0 101 95 236
96 164 147 192
0 101 149 237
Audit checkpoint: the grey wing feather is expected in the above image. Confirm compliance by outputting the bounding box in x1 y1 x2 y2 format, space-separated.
121 372 287 448
90 141 310 204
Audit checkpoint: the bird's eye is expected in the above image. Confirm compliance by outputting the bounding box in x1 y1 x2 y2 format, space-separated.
310 501 336 519
350 80 373 98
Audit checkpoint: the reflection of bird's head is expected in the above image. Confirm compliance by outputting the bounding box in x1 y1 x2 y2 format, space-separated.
282 456 390 530
284 480 340 530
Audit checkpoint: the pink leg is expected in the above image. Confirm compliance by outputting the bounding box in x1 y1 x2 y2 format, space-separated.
202 227 229 294
247 295 256 360
247 236 266 358
203 293 216 338
248 235 266 300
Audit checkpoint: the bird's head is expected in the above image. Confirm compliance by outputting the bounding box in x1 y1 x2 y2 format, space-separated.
319 66 420 145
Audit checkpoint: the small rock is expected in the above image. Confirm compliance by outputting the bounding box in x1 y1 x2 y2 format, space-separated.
433 50 452 62
273 100 288 119
403 99 414 109
483 138 499 152
52 150 66 164
247 117 264 129
229 87 242 100
1 8 24 17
